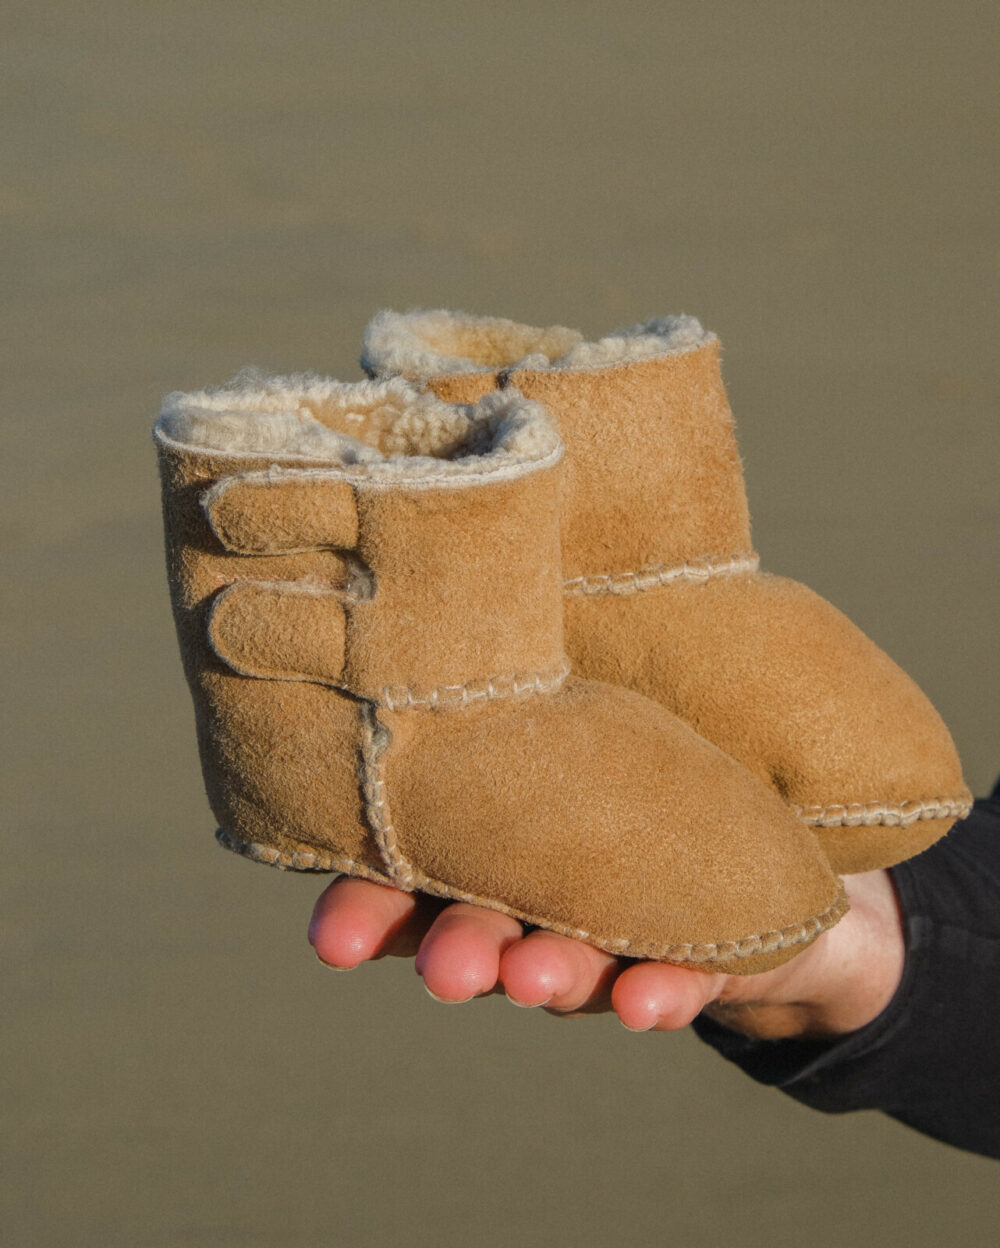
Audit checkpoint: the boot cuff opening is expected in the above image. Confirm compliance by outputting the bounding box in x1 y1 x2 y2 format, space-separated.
154 372 561 480
362 309 715 380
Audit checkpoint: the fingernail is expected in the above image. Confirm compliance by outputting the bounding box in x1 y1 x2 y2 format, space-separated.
506 994 553 1008
424 984 475 1004
621 1019 656 1033
313 951 354 972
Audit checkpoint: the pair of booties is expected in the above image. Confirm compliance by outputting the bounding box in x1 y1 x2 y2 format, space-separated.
155 311 970 976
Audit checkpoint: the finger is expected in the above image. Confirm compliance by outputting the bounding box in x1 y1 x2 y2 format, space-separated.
309 877 436 969
611 961 724 1032
499 929 619 1013
415 903 524 1003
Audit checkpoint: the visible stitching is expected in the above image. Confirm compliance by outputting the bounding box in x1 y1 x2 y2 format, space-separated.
154 437 564 490
405 877 848 964
219 814 847 964
359 704 417 889
564 552 759 597
380 659 571 711
215 826 393 883
358 723 848 963
227 694 850 964
795 794 973 829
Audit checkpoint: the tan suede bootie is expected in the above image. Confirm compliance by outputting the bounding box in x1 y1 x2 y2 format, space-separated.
362 311 972 874
154 373 846 972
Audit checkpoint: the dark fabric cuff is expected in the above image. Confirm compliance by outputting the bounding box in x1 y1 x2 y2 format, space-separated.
692 794 1000 1159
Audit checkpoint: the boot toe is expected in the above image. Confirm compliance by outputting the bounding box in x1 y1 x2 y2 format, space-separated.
566 575 970 874
378 678 846 974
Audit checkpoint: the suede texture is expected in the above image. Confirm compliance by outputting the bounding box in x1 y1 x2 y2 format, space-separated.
363 312 972 873
155 378 846 971
379 680 846 973
207 475 360 554
345 473 564 700
156 438 386 880
565 575 967 871
512 344 751 581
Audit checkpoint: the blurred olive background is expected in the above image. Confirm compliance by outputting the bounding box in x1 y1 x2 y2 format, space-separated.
4 2 998 1245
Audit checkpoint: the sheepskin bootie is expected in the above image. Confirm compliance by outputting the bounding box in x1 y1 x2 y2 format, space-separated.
154 373 847 973
362 311 972 874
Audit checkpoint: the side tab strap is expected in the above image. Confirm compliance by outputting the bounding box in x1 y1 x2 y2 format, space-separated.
208 581 348 684
202 471 359 555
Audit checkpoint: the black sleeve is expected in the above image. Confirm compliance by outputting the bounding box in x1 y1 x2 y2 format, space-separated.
692 788 1000 1159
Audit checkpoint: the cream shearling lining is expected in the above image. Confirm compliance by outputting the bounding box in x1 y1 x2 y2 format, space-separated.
361 309 715 381
155 371 561 481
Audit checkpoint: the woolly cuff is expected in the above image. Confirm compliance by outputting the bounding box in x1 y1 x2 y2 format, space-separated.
154 371 561 482
361 308 715 381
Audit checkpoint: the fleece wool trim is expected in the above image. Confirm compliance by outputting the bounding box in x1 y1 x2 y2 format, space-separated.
159 372 560 477
155 372 846 972
362 308 712 380
362 310 972 874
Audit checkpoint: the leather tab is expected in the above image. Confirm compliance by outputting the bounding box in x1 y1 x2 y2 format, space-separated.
208 581 347 684
203 474 359 555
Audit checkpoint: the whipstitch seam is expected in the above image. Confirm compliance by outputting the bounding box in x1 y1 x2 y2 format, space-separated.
380 660 571 711
215 826 393 882
407 879 847 962
565 552 759 597
221 794 848 961
359 704 418 889
222 680 852 963
795 794 973 829
178 443 564 492
356 725 848 961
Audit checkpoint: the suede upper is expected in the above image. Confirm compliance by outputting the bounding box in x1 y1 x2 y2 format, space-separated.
157 376 567 702
362 309 972 873
155 371 847 971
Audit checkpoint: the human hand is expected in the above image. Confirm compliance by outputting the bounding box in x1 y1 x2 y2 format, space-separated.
308 869 903 1040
